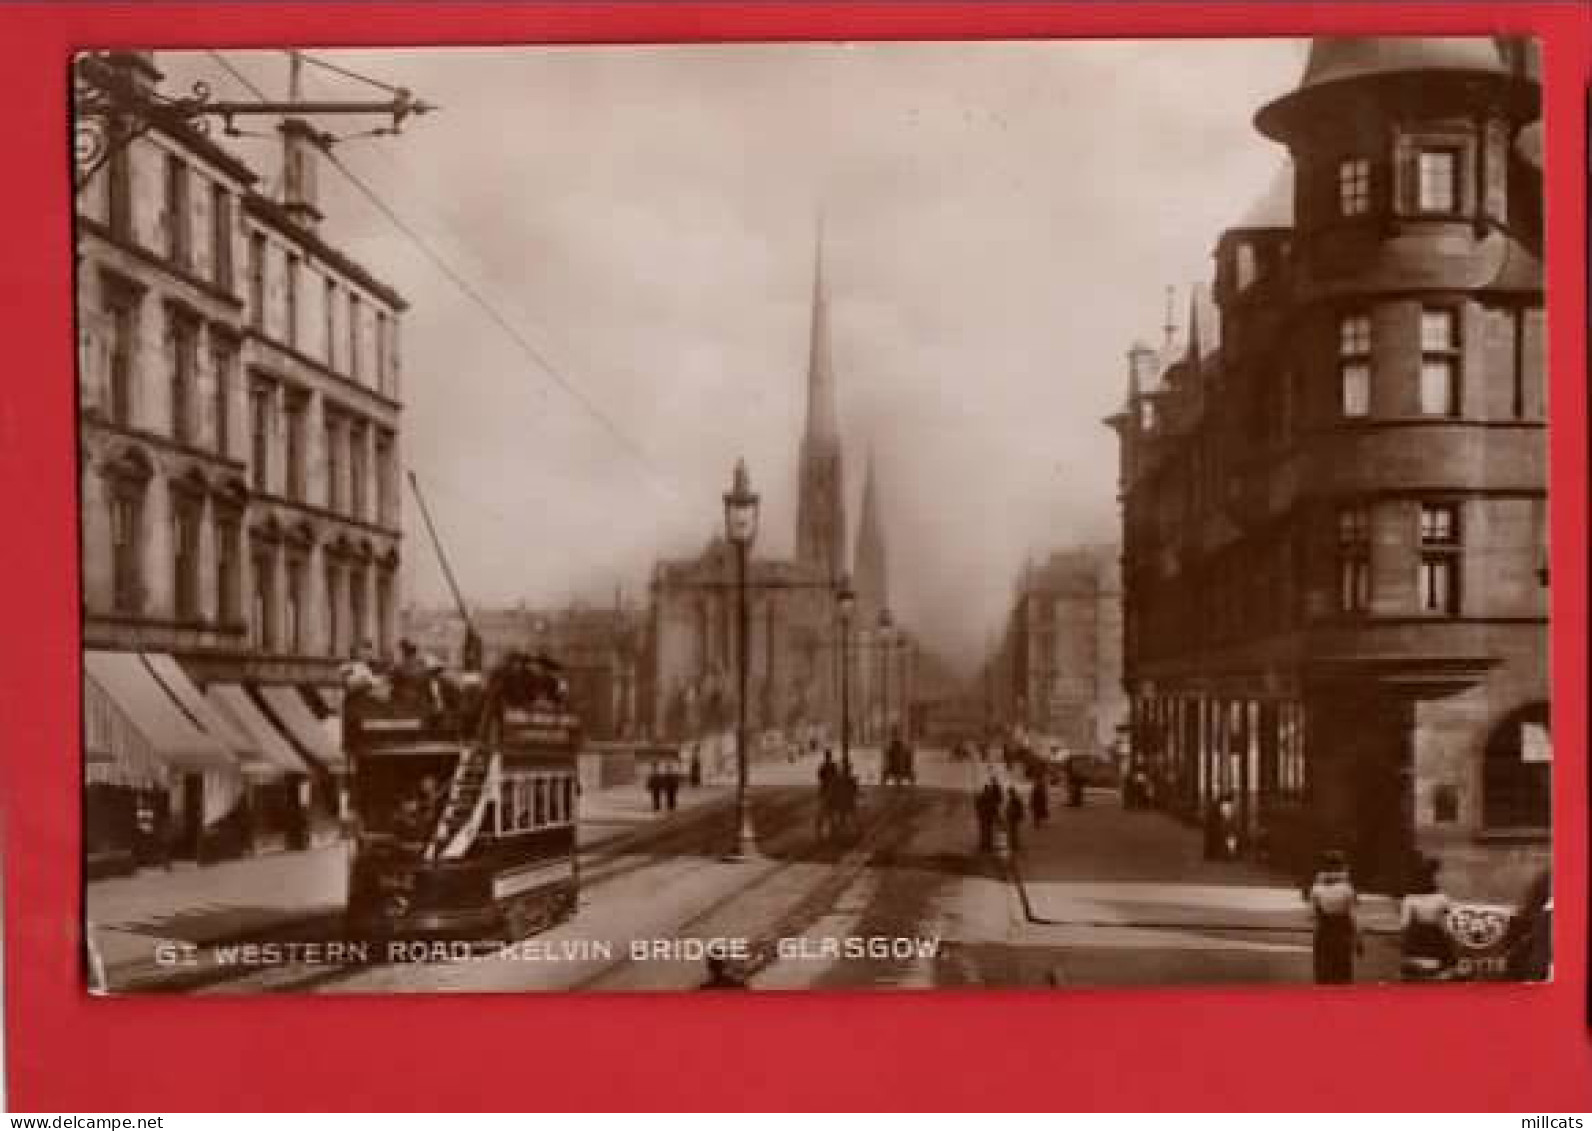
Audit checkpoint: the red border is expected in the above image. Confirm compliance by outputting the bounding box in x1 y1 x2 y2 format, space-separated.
3 3 1588 1112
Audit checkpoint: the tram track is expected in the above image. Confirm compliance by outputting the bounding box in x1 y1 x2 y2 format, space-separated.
570 785 924 990
164 785 816 995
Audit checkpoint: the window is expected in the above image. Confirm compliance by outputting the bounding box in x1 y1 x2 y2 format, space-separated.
249 382 272 492
210 336 235 456
324 277 338 369
375 431 395 527
104 290 137 427
284 253 300 349
324 560 343 657
376 310 389 392
283 391 307 501
1419 308 1460 416
348 292 362 383
1338 157 1372 217
1482 706 1550 829
376 568 393 654
163 154 190 268
210 184 232 292
350 421 368 520
109 492 142 613
1419 503 1461 615
350 562 368 653
172 497 200 620
107 140 132 240
168 312 198 445
325 412 344 514
1416 149 1459 214
285 557 305 654
1336 506 1371 614
1338 314 1372 418
1234 243 1259 291
499 773 576 833
251 545 276 651
249 232 267 330
215 517 241 623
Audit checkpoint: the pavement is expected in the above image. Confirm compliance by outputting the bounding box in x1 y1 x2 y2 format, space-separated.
86 771 739 991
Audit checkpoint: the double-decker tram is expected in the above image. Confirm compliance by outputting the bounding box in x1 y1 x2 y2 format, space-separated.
344 652 582 940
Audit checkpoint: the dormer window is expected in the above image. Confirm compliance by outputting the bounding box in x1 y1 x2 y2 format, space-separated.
1416 149 1460 214
1337 157 1372 217
1236 243 1259 290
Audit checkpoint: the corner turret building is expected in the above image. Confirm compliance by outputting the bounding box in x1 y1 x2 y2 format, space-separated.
1109 38 1547 897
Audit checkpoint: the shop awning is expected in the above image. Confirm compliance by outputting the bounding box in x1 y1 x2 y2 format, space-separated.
207 684 309 776
82 651 233 773
83 669 168 788
142 653 271 777
258 685 348 773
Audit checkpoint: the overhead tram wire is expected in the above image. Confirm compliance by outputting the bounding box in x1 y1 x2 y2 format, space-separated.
318 145 680 500
200 50 683 506
206 50 270 102
297 51 407 96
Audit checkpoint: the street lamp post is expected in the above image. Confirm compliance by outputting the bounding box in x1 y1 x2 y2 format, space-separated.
836 577 856 771
723 459 760 860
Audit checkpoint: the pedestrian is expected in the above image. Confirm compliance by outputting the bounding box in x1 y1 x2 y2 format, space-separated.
1030 770 1050 827
1217 793 1240 859
975 774 1001 853
1065 755 1085 808
838 761 860 836
817 750 838 839
663 762 680 811
1400 856 1456 980
688 746 702 789
1202 797 1224 859
1306 850 1360 984
1004 786 1027 854
700 953 748 989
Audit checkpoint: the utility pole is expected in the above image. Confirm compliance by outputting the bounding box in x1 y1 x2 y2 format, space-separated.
73 50 433 195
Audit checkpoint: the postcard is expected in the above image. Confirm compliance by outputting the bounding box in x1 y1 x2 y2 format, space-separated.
72 37 1552 994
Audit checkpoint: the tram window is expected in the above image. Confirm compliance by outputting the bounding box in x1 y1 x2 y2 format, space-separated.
515 779 531 830
534 779 547 825
547 779 562 824
563 778 576 819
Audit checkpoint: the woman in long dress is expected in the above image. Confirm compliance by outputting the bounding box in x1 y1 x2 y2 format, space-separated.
1307 850 1359 984
1400 856 1455 979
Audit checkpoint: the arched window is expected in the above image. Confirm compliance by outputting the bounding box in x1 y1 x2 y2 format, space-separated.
1482 703 1551 829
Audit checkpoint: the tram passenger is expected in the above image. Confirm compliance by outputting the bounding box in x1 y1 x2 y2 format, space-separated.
391 640 430 707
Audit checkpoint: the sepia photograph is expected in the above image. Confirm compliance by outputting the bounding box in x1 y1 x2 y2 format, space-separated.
71 35 1552 995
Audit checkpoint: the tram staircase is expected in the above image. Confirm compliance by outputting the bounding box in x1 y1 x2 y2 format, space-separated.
426 745 501 862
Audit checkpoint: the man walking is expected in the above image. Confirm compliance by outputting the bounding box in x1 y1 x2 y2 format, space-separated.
975 773 1002 853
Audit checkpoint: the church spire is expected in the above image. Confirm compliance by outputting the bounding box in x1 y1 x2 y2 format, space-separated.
854 446 889 615
795 216 846 579
803 216 840 446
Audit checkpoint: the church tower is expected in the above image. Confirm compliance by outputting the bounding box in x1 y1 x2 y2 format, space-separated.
853 448 889 616
795 232 847 581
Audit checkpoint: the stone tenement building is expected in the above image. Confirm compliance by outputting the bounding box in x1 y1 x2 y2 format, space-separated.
644 245 908 746
77 53 405 870
995 546 1127 759
1108 38 1547 898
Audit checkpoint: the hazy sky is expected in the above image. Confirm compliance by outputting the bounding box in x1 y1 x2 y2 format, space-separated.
161 39 1306 667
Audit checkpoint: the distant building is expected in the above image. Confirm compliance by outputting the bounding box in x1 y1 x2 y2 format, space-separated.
993 546 1127 757
76 53 406 872
400 601 644 741
1108 38 1547 898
